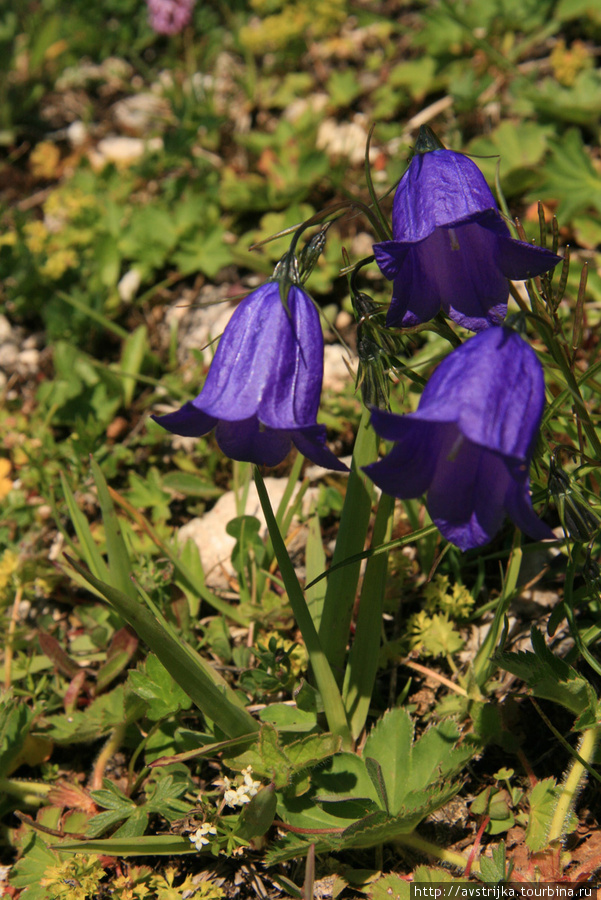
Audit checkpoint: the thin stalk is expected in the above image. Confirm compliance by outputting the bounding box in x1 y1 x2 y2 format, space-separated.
548 725 601 843
343 491 394 739
395 831 478 874
472 541 522 687
90 723 127 790
254 469 352 749
318 408 378 683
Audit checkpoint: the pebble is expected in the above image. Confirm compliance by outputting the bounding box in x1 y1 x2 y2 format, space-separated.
178 478 318 590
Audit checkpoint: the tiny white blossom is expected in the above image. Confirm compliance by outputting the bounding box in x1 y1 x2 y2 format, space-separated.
189 822 216 850
223 766 262 807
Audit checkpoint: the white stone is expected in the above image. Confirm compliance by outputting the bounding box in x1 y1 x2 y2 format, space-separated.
323 343 356 392
67 120 88 147
0 343 18 369
0 315 13 343
118 268 142 303
178 478 318 589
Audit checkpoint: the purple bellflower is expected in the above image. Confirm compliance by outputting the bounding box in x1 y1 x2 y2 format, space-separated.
152 282 347 471
364 327 553 550
146 0 196 35
373 132 561 332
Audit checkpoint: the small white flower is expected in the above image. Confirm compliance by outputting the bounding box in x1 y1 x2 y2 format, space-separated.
189 822 216 850
222 766 262 807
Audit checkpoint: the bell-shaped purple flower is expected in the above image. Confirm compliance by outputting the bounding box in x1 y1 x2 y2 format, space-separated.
373 147 561 332
364 327 553 550
152 282 346 471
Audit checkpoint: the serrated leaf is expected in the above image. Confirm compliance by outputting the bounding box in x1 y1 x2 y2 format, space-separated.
128 654 192 721
284 732 340 771
479 840 508 883
525 777 559 852
363 708 414 815
40 686 129 744
365 757 390 814
0 697 34 778
535 128 601 223
494 627 597 718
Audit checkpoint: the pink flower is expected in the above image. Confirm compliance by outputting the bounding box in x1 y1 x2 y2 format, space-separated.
146 0 196 35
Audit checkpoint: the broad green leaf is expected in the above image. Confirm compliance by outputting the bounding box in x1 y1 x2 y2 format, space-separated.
406 719 474 794
284 733 340 771
363 708 414 815
40 687 132 744
525 778 559 852
468 121 551 197
258 703 317 733
494 627 597 719
312 752 381 809
479 840 508 883
128 654 192 721
0 697 34 778
535 128 601 223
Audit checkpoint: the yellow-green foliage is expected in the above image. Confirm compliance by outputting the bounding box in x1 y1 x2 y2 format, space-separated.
240 0 347 53
423 574 474 618
39 855 105 900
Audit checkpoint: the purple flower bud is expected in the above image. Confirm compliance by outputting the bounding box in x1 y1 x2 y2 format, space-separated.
146 0 196 35
373 148 561 332
364 327 553 550
152 282 347 471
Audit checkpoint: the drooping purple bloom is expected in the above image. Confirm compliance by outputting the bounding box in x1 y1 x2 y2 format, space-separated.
146 0 196 35
152 282 346 471
364 327 553 550
373 147 561 333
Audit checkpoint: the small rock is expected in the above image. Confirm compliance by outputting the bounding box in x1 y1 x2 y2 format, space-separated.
0 343 19 370
67 120 88 148
178 478 318 590
118 268 142 303
18 348 40 373
323 343 356 392
112 93 172 136
0 315 13 343
89 135 163 170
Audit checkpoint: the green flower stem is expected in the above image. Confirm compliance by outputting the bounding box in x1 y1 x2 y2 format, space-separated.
0 778 51 806
254 469 352 750
343 490 394 739
548 724 601 844
91 723 127 790
318 407 378 684
395 831 478 874
472 541 523 687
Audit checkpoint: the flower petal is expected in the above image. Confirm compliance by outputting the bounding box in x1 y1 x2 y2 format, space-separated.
392 150 497 243
216 417 291 467
260 286 324 430
504 478 555 542
427 440 511 550
151 403 216 437
413 328 545 460
495 232 563 280
291 425 349 471
363 419 442 497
